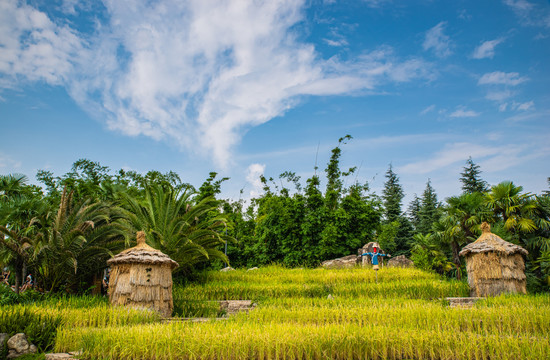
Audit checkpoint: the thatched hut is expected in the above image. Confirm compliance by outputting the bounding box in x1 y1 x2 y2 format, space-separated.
107 231 178 317
459 222 528 297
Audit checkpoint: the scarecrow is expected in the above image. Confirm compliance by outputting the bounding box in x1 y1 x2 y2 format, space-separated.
360 246 390 282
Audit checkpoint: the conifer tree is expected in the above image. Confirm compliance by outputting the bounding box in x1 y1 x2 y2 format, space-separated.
379 164 412 255
408 194 421 232
460 157 488 194
382 164 404 223
418 179 440 235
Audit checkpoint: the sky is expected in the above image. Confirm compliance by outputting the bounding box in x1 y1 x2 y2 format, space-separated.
1 0 549 207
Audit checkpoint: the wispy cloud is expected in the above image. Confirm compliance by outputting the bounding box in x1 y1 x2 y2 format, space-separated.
420 104 436 115
0 0 434 169
0 153 22 169
423 22 452 58
398 142 520 174
478 71 528 86
471 38 505 59
245 163 266 198
0 0 84 88
486 90 513 101
323 27 349 47
503 0 550 28
516 100 534 110
449 107 480 118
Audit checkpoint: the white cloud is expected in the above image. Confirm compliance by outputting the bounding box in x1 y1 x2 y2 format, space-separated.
245 163 266 198
485 90 513 101
1 0 434 169
449 107 480 118
0 0 84 88
515 100 534 110
398 142 515 174
60 0 78 14
423 22 452 58
324 38 347 47
323 27 349 47
478 71 528 86
0 153 22 169
420 104 436 115
504 0 550 28
471 38 504 59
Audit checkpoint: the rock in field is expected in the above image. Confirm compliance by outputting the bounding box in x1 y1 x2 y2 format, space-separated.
7 333 37 359
387 255 414 268
321 255 360 269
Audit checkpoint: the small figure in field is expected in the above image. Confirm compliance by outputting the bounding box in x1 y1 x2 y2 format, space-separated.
20 273 33 292
360 246 390 282
1 268 10 286
102 267 110 296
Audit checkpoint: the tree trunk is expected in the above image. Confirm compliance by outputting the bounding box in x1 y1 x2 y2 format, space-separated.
14 259 23 295
450 240 462 281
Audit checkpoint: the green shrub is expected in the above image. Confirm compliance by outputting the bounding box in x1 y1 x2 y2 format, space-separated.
0 284 20 305
0 307 62 352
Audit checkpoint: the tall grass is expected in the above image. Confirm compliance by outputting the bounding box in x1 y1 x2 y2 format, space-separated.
56 320 549 360
173 266 469 302
43 266 550 359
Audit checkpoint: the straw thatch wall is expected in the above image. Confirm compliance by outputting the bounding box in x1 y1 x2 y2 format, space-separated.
107 232 178 317
460 223 528 297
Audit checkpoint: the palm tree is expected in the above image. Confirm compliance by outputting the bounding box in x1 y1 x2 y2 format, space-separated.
0 174 29 200
119 184 232 273
432 192 490 279
33 187 125 292
485 181 537 235
0 174 43 293
409 233 453 274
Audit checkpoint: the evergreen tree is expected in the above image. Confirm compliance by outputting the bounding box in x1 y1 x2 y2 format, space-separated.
382 164 404 223
460 157 488 194
407 194 421 232
379 164 412 255
418 179 440 235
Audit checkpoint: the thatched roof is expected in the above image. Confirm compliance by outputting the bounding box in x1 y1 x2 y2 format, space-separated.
107 231 179 269
459 222 528 257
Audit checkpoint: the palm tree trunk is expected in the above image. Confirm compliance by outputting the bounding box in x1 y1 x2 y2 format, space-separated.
450 240 462 281
14 259 23 294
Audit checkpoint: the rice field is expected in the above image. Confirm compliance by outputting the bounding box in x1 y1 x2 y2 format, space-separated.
30 266 550 359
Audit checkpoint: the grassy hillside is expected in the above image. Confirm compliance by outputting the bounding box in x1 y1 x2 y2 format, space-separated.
48 266 550 359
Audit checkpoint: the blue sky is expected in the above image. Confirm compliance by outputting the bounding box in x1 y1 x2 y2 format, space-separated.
1 0 549 206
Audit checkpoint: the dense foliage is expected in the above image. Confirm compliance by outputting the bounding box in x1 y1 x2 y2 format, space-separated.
1 136 549 293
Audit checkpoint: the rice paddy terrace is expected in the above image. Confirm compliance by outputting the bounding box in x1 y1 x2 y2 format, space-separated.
20 266 550 359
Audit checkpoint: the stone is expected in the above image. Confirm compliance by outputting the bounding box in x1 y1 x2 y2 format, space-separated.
220 266 235 272
327 294 334 300
247 267 259 271
7 333 37 359
46 353 75 360
446 297 484 308
387 255 414 268
321 255 360 269
219 300 255 315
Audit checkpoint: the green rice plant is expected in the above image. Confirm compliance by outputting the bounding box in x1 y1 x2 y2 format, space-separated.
28 266 550 359
173 266 469 303
55 319 550 359
173 300 222 318
0 306 62 352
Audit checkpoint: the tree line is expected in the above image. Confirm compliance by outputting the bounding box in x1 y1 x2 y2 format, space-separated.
1 136 549 293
